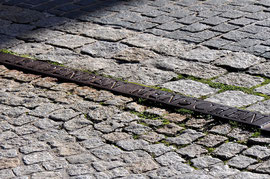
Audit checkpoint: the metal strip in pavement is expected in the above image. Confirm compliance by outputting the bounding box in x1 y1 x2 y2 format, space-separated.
1 52 270 131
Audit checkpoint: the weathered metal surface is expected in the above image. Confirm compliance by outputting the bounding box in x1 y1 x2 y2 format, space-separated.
1 52 270 131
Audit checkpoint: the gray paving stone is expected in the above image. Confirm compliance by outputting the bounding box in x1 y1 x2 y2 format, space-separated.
0 34 24 49
208 164 240 179
19 142 50 154
214 142 248 159
255 83 270 95
176 144 208 158
81 41 128 58
46 34 95 49
83 26 135 42
14 125 39 135
13 164 43 176
227 155 257 169
157 21 184 31
196 134 227 147
161 80 218 98
185 117 212 130
0 5 43 23
180 46 224 63
64 115 92 131
247 100 270 115
249 62 270 78
252 160 270 174
156 123 184 136
150 57 227 79
90 145 124 160
113 47 159 63
146 166 178 178
191 156 223 169
92 161 125 172
124 123 152 135
211 23 239 33
143 143 173 157
129 158 159 174
66 153 97 164
42 159 68 171
94 120 124 133
0 24 35 37
49 108 80 122
181 22 210 32
35 47 82 64
214 51 265 70
67 164 95 176
18 28 65 42
155 152 185 166
0 169 15 178
166 129 205 145
101 63 177 86
0 149 17 159
116 139 149 151
122 33 169 48
213 73 265 88
150 40 194 57
31 171 62 179
229 172 270 179
243 145 270 159
248 137 270 145
206 91 264 108
229 18 256 26
33 16 70 28
23 151 54 165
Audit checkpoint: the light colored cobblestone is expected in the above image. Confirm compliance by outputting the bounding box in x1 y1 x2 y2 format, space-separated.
213 73 265 88
161 80 218 98
206 91 264 107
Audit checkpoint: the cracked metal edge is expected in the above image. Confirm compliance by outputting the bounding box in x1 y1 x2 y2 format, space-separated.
1 52 270 131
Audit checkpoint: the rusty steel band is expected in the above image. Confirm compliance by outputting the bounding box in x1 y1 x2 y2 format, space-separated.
1 52 270 131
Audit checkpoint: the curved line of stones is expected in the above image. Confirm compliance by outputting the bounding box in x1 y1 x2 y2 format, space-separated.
1 52 270 131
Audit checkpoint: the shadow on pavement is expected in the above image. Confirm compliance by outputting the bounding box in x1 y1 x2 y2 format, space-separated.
0 0 142 49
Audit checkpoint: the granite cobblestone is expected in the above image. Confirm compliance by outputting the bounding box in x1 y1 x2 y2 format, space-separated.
2 0 270 178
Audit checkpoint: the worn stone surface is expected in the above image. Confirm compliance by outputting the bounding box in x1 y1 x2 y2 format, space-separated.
81 41 128 58
191 156 223 169
149 57 227 79
247 100 270 115
255 83 270 95
227 155 257 169
214 142 248 159
161 80 218 98
196 134 227 148
180 46 224 63
206 91 264 107
113 47 159 62
248 62 270 78
214 52 265 70
166 129 205 145
177 144 208 158
2 1 270 178
101 64 177 86
213 73 265 88
46 34 95 49
243 145 270 159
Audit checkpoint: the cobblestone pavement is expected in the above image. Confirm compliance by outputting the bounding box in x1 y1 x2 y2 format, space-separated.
1 65 270 179
2 0 270 178
1 0 270 115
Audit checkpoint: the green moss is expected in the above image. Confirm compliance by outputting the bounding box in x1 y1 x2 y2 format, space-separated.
206 147 215 153
229 120 239 128
0 49 17 55
133 135 139 139
176 108 194 115
251 131 261 138
162 119 170 125
0 49 35 59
